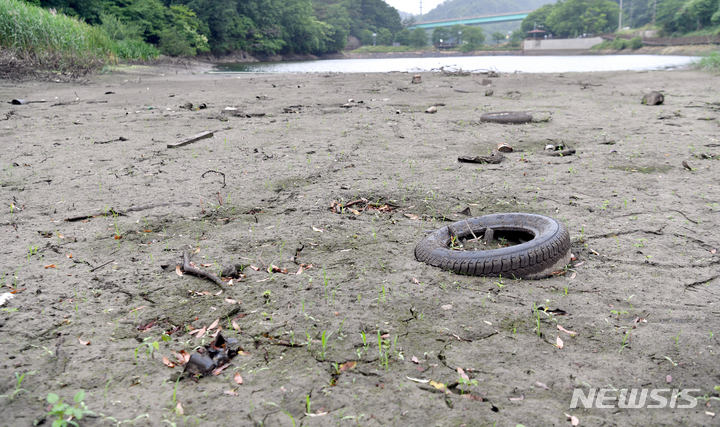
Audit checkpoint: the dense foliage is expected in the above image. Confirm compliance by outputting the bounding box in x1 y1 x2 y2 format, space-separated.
521 0 620 37
421 0 555 22
17 0 404 56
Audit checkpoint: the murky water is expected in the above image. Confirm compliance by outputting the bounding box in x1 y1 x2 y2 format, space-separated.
211 55 697 74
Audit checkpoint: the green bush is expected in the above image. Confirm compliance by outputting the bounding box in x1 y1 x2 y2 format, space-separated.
612 36 628 49
629 36 643 49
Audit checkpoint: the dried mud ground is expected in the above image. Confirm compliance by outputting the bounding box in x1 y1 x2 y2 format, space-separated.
1 66 719 427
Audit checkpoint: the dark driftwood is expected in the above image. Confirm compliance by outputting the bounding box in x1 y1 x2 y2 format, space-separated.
458 153 504 164
182 250 225 288
167 131 214 148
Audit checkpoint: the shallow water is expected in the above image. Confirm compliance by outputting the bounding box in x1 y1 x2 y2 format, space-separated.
212 54 697 73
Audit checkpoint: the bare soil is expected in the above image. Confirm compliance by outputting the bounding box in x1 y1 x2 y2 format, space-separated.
1 65 719 426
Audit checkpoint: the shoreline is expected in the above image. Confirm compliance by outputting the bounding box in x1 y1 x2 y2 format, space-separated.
194 43 714 66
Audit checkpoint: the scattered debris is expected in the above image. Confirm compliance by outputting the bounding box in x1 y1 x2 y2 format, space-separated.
495 142 513 153
480 111 532 124
425 106 437 114
0 293 13 306
411 75 422 84
682 161 692 170
201 170 227 188
183 333 239 377
94 136 128 145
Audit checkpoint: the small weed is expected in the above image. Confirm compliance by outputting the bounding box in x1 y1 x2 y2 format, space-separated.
0 371 34 401
46 390 94 427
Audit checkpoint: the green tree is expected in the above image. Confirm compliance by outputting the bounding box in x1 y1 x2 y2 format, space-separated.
432 27 451 44
463 26 485 45
409 28 427 47
377 27 392 45
395 28 411 45
492 31 505 43
545 0 619 38
508 28 525 47
521 3 555 34
359 28 374 45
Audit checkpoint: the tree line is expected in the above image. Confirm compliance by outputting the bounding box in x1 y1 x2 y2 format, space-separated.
19 0 407 56
521 0 720 38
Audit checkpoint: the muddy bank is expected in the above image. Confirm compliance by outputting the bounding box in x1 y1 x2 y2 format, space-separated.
0 67 719 426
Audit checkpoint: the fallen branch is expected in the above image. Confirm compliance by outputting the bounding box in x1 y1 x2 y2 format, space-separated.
167 131 214 148
182 250 225 289
64 202 192 222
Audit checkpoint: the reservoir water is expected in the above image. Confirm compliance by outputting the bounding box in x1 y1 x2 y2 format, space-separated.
212 55 697 74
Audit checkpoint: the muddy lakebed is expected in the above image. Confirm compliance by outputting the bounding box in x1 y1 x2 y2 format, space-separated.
1 66 719 426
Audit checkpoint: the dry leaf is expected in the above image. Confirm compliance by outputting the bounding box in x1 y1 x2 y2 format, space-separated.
457 367 470 381
130 306 148 313
483 320 492 326
249 265 260 271
225 298 238 304
45 264 58 269
441 304 453 310
224 390 239 396
238 350 251 356
211 326 223 338
193 326 207 338
175 265 183 276
339 361 356 373
58 233 65 239
78 337 90 346
667 375 672 383
173 350 191 365
557 325 578 336
200 263 213 267
564 413 579 426
215 290 223 296
212 363 231 376
113 235 122 240
208 318 220 330
175 402 184 415
509 394 524 401
234 372 243 384
296 266 304 275
570 271 577 279
536 381 550 390
406 376 430 383
404 213 419 220
412 277 420 284
556 336 564 348
306 412 329 417
312 226 325 233
65 254 72 259
162 355 176 368
232 320 240 331
412 356 420 364
429 380 451 394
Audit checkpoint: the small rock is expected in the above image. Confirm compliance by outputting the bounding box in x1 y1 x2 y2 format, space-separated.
642 91 664 105
411 75 422 84
485 89 494 96
425 106 437 114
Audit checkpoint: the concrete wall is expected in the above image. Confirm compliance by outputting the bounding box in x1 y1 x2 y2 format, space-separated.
523 37 604 51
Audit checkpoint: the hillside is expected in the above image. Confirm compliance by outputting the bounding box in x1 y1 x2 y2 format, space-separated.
420 0 555 21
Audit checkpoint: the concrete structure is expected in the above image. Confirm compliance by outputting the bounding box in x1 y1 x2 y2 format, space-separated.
523 37 604 55
409 11 532 29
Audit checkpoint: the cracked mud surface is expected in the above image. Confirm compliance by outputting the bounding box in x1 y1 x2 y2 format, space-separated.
1 66 719 426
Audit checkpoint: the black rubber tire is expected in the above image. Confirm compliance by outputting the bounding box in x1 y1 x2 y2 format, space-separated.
414 213 571 279
480 111 532 124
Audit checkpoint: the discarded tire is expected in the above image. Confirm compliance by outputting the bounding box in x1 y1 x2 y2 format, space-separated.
480 111 532 124
414 213 571 279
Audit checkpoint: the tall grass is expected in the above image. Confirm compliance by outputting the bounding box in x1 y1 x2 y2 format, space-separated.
0 0 157 76
695 51 720 72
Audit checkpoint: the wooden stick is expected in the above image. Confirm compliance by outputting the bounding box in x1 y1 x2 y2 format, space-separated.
167 131 214 148
182 251 225 289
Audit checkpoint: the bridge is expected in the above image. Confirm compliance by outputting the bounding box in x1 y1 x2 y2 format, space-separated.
408 11 532 29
